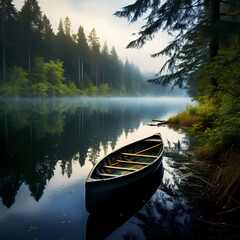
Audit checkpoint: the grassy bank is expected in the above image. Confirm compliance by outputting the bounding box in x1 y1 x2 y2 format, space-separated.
168 101 240 206
168 99 215 128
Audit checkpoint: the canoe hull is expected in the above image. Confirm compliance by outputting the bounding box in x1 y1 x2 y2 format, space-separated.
85 133 164 212
86 164 164 239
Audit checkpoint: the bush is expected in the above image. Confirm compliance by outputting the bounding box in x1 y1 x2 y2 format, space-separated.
168 98 216 128
193 38 240 147
0 59 81 98
0 66 30 97
31 83 49 97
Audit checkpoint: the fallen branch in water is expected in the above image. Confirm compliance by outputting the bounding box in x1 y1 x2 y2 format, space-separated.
148 120 168 126
195 176 215 188
152 119 168 123
218 205 240 215
195 218 240 228
183 166 201 175
147 123 159 126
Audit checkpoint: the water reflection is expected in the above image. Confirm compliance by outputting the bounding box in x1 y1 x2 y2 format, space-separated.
87 164 164 240
0 97 189 209
0 97 194 240
107 128 205 240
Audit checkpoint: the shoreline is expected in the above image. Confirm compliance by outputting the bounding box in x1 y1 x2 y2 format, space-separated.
150 118 240 233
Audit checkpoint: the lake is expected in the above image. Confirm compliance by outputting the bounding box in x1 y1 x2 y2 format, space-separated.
0 97 213 240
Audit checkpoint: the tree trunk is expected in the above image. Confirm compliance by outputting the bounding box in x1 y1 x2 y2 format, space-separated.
28 40 31 73
1 9 6 82
78 56 81 89
209 0 220 87
96 64 98 87
102 64 105 84
209 0 220 60
81 57 84 90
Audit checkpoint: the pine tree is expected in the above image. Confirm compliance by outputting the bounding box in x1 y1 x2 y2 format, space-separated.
109 47 123 92
101 41 109 85
77 25 89 89
57 18 64 38
0 0 17 82
18 0 43 73
115 0 240 91
88 28 100 86
64 16 71 36
42 14 55 61
88 28 100 52
56 17 77 84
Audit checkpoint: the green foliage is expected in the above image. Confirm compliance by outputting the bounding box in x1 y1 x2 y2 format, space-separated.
115 0 240 91
31 82 49 97
30 57 47 83
0 66 30 97
168 98 216 127
80 83 110 97
98 83 110 96
0 59 80 97
64 17 71 36
192 38 240 147
88 28 100 51
1 0 160 97
44 59 65 85
67 82 80 96
57 18 64 36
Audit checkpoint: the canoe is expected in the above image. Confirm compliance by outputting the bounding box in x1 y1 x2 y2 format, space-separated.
86 164 164 239
85 133 164 212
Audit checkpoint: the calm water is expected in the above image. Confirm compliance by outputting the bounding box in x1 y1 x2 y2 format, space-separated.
0 97 211 240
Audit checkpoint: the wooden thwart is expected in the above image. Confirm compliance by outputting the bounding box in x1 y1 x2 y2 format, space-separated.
116 160 149 165
121 153 158 158
104 166 136 171
108 142 160 168
145 138 162 142
110 162 119 166
135 143 162 154
109 142 162 167
97 173 118 178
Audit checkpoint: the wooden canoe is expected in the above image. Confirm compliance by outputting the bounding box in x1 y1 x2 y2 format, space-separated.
85 133 164 212
86 164 164 239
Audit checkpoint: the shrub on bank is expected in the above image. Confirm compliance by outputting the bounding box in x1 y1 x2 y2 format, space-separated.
168 98 216 128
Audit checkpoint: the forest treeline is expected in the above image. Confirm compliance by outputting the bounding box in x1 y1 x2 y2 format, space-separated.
0 0 179 97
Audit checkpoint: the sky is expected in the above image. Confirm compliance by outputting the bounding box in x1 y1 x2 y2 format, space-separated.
13 0 173 74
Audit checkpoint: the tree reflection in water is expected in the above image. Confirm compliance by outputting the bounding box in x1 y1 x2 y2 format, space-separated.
0 97 206 240
0 98 188 209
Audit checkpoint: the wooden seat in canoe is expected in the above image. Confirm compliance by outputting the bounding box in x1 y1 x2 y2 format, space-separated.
116 160 149 165
97 173 119 178
135 143 162 154
145 138 162 142
104 166 137 171
121 153 158 158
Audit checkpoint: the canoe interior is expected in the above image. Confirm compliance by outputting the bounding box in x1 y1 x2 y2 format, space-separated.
90 135 163 179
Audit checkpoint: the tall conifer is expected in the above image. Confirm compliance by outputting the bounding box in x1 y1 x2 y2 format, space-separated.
115 0 240 91
0 0 17 82
18 0 43 73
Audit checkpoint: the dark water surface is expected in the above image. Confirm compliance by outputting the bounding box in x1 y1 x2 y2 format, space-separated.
0 97 212 240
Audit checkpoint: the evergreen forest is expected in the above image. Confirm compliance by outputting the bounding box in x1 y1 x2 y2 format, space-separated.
0 0 180 97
